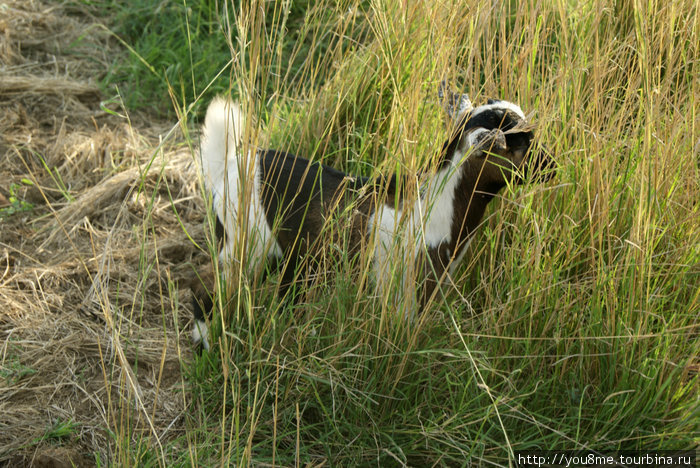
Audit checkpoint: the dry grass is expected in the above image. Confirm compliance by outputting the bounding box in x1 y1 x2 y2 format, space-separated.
0 1 204 464
1 0 698 465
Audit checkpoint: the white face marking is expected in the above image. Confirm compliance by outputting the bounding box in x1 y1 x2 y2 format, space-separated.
470 101 526 121
466 128 491 148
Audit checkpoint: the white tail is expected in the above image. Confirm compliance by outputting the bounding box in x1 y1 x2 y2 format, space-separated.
199 97 245 195
198 97 283 277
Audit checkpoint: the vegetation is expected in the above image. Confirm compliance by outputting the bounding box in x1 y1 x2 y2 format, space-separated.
2 0 697 466
129 0 697 465
103 0 370 118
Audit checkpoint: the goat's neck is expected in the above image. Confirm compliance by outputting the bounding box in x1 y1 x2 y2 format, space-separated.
451 159 497 248
420 149 496 258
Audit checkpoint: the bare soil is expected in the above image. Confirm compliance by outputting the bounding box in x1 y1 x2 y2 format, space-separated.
1 1 206 465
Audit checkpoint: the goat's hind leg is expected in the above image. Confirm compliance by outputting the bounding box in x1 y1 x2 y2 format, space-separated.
191 250 285 352
191 263 216 353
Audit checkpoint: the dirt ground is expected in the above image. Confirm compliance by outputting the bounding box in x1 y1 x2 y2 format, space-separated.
1 1 207 465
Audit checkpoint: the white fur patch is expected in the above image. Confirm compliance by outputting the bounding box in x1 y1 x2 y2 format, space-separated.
199 99 283 276
466 128 491 148
195 98 283 350
368 204 419 318
368 204 404 295
191 319 210 351
368 146 469 300
215 150 284 271
448 237 474 275
420 147 467 248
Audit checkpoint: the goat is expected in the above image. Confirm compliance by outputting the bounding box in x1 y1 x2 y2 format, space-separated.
191 87 555 351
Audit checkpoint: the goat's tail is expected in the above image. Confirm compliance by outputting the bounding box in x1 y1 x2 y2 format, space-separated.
199 97 245 193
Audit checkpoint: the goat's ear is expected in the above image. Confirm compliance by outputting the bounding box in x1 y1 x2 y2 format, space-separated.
439 80 473 121
455 94 473 119
467 128 507 153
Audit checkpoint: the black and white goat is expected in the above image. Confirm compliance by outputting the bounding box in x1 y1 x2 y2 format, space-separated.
191 87 555 350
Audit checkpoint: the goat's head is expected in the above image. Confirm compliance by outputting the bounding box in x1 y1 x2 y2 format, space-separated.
443 97 555 194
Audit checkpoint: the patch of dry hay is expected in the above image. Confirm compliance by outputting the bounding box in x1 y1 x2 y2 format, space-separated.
1 1 207 464
0 75 100 98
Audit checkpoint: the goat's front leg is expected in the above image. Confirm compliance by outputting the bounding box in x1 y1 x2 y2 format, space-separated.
419 248 451 311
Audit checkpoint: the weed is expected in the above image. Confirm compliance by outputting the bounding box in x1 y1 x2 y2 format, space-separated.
0 355 37 385
0 180 34 219
42 419 79 443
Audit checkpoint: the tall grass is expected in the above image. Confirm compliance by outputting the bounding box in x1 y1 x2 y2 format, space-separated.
108 0 698 465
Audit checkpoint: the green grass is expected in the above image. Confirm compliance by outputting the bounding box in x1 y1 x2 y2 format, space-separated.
100 0 370 119
105 0 698 465
42 418 80 443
